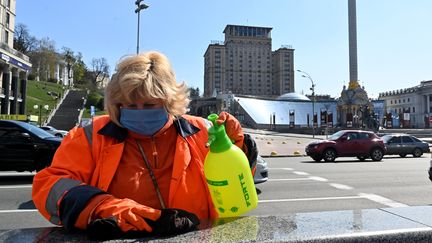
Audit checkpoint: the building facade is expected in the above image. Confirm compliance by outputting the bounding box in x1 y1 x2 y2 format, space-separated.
0 0 32 115
378 80 432 128
54 60 74 86
204 25 294 97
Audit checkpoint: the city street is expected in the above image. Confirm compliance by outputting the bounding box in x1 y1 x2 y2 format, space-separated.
1 155 432 230
250 155 432 216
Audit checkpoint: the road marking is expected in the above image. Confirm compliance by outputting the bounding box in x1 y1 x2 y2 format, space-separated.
259 196 362 203
293 171 310 176
0 172 35 176
309 176 329 182
268 178 311 182
268 168 293 171
0 185 32 189
329 183 353 190
0 209 38 213
358 193 408 207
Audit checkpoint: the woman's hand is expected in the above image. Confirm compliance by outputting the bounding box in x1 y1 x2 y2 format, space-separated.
92 196 160 232
216 111 244 148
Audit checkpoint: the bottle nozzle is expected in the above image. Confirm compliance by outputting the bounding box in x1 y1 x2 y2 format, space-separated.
206 135 216 148
206 113 232 152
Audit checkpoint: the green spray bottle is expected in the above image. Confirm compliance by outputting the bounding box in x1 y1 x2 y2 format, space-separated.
204 113 258 217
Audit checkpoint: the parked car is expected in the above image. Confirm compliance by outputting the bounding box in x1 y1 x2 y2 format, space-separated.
381 134 430 158
40 125 69 138
305 130 386 162
254 155 268 184
0 120 62 172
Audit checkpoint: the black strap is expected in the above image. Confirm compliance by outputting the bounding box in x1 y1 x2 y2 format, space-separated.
135 139 166 209
243 133 258 169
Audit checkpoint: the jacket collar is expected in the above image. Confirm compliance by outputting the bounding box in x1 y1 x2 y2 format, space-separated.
98 116 201 142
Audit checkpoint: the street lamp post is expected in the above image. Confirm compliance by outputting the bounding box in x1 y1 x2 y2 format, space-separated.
135 0 149 54
297 69 316 138
33 104 49 126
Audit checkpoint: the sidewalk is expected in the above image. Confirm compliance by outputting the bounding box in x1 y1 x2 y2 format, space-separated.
244 128 325 157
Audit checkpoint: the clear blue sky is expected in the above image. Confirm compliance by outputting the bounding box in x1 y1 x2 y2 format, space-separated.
16 0 432 98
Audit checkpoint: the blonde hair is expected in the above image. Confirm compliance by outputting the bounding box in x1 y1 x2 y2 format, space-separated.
105 51 190 126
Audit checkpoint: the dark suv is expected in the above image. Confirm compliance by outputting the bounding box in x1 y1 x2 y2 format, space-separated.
0 120 62 172
305 130 386 162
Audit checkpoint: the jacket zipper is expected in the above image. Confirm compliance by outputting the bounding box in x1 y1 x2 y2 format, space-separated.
151 137 159 168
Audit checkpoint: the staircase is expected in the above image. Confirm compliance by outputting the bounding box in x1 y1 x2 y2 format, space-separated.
47 90 87 131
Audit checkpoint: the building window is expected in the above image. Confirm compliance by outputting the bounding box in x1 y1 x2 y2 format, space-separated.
413 107 415 113
3 30 8 44
5 12 10 28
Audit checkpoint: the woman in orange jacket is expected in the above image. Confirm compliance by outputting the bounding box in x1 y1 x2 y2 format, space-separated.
32 51 256 239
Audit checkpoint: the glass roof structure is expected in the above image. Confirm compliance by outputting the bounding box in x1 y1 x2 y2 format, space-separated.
236 96 337 126
277 92 311 101
234 96 384 127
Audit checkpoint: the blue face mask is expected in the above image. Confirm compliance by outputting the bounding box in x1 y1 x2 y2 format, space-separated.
120 108 169 136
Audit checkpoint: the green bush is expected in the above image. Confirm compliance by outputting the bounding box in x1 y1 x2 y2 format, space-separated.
96 97 104 111
48 78 58 83
85 91 103 109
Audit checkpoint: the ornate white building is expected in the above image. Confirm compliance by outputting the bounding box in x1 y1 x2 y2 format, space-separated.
0 0 32 115
379 80 432 128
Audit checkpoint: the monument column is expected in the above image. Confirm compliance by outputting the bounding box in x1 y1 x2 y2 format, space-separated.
348 0 358 83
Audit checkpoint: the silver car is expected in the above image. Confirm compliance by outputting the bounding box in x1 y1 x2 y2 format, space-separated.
254 155 268 184
39 126 69 138
382 134 430 158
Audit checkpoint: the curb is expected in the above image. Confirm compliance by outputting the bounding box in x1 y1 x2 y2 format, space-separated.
261 154 307 158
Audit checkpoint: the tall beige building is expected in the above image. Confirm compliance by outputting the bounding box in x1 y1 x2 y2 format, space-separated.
0 0 32 115
204 24 294 97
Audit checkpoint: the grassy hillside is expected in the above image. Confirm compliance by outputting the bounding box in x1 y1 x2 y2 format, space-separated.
82 109 106 118
26 80 108 122
26 80 65 120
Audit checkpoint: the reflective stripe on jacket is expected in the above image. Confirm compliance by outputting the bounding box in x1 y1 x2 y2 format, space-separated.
32 115 217 229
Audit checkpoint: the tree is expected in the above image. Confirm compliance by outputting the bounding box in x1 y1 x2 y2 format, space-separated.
90 57 110 88
61 47 75 85
13 23 37 54
29 37 57 81
72 52 88 84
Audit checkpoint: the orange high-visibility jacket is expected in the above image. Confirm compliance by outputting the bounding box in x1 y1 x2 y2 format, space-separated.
32 115 218 230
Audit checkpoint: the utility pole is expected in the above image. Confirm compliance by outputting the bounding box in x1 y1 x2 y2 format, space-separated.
135 0 149 54
297 69 316 138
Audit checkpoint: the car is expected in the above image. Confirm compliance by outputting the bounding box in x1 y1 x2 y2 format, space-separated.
39 125 69 138
254 155 268 184
0 120 62 172
305 130 386 162
428 156 432 182
381 134 430 158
